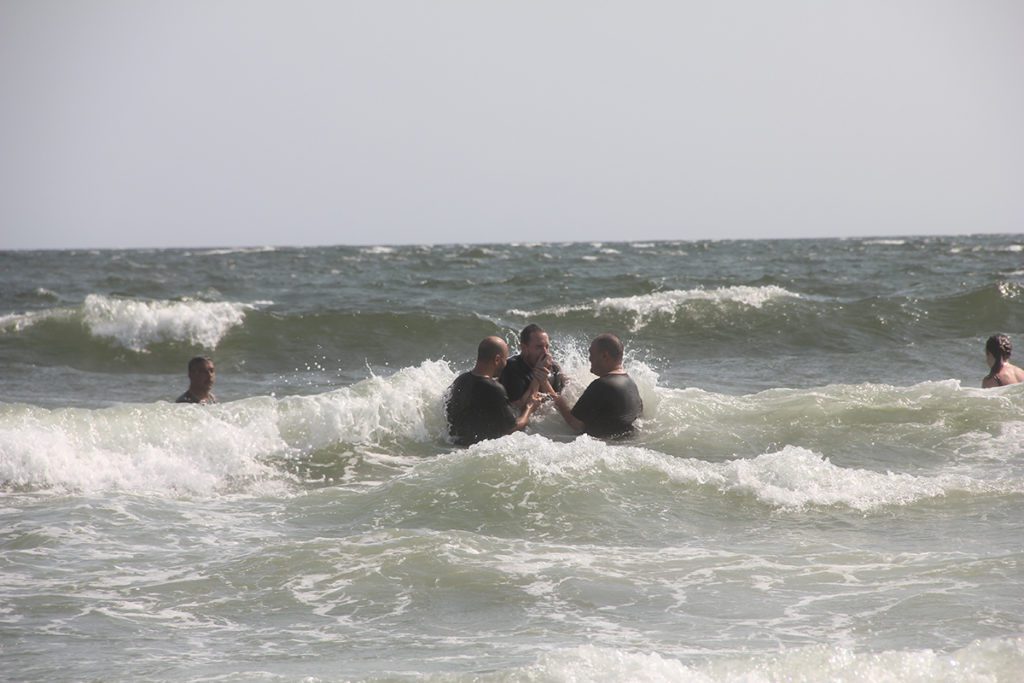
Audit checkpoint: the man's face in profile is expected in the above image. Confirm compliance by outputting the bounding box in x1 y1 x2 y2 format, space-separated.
588 342 611 377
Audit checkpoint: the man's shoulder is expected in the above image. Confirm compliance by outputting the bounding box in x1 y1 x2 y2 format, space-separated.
503 355 531 374
580 373 638 398
451 370 474 386
454 372 507 395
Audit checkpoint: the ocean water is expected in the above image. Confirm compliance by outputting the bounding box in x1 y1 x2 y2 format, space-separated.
1 236 1023 682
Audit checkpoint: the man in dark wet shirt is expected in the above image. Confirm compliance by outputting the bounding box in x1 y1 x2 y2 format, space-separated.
445 336 541 445
176 356 217 404
499 324 565 408
545 333 642 438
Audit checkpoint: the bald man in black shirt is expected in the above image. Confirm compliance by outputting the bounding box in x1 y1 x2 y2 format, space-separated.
445 336 542 446
546 333 642 438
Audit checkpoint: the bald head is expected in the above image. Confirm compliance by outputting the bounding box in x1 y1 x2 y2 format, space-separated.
592 333 623 361
472 335 510 378
477 336 508 362
588 333 625 376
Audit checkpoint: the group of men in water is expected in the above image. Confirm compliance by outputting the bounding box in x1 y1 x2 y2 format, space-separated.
444 325 643 445
176 329 1021 447
173 323 644 445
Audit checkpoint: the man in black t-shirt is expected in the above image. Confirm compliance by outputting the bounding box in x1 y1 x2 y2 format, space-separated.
547 333 642 438
499 324 565 407
445 336 541 446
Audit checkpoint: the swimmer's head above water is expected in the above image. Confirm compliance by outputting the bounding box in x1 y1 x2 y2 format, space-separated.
986 334 1011 369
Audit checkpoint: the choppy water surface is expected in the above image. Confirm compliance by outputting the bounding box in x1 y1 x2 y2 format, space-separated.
2 236 1023 681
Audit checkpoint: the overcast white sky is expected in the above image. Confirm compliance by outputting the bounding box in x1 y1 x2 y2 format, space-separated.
1 1 1022 249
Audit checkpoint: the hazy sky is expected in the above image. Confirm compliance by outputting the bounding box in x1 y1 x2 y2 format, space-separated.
2 1 1022 249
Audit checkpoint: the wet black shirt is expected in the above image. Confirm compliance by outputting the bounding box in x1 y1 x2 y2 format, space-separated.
176 391 216 404
570 373 643 438
499 354 565 402
445 372 518 445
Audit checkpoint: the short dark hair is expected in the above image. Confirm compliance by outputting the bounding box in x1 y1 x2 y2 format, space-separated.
477 337 506 362
592 333 624 362
520 324 546 346
188 356 212 373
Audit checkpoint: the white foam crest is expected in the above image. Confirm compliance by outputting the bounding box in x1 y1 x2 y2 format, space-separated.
273 359 456 448
0 403 285 496
509 638 1024 682
948 420 1024 463
82 294 265 351
510 286 800 327
718 446 988 510
360 245 395 255
598 285 798 316
507 304 592 318
0 360 459 495
194 246 277 256
0 307 74 333
445 437 1006 511
863 239 907 246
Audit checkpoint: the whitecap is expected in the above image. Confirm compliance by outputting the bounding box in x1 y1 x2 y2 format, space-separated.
596 285 800 330
0 402 285 496
0 307 75 333
718 446 973 510
508 285 803 324
81 294 267 351
514 638 1024 682
0 360 457 496
196 246 277 256
433 436 1010 512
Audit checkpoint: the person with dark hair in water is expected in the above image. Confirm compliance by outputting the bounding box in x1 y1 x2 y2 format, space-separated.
445 336 542 445
176 356 217 404
982 334 1024 388
545 333 642 438
499 323 566 408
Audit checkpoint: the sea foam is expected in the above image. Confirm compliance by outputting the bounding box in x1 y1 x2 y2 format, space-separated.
0 402 284 495
409 435 1012 514
501 638 1024 683
597 285 800 329
81 294 266 351
0 360 456 495
0 308 74 333
510 286 800 330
